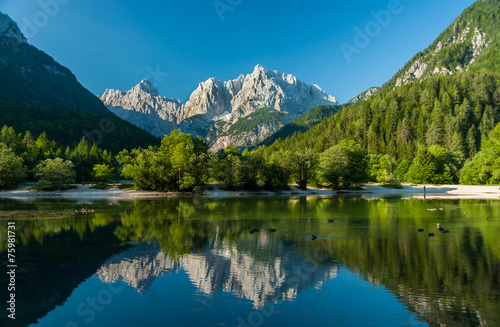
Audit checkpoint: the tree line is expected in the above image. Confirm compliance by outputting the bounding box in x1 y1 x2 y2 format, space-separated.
2 119 499 191
1 68 500 191
0 125 114 189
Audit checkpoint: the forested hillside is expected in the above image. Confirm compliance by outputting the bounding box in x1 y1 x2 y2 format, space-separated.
260 104 343 146
383 0 500 91
263 70 500 162
0 100 160 154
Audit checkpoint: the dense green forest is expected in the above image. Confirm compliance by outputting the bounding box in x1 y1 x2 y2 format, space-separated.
0 100 160 153
264 70 500 159
260 104 343 146
2 119 498 191
0 125 116 188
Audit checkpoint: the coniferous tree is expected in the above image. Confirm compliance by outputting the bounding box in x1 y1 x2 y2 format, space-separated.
407 148 437 184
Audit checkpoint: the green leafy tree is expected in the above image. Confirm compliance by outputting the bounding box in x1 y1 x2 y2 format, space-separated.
89 144 103 165
0 143 27 189
460 122 500 185
261 151 291 190
117 147 162 190
33 132 56 161
34 158 76 186
368 154 400 187
213 145 242 190
239 149 264 190
319 140 368 189
289 149 318 190
117 130 210 192
92 164 115 182
395 160 411 183
261 162 289 190
428 145 462 184
0 126 17 148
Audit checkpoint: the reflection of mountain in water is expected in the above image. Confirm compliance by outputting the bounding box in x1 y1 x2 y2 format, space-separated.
96 235 338 308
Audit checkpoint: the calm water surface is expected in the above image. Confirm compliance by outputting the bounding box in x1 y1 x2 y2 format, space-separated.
0 195 499 327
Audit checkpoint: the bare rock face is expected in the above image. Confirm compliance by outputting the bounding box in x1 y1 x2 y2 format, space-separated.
0 12 27 44
226 65 337 122
181 77 233 122
395 24 488 88
349 87 379 104
99 80 183 137
100 65 337 150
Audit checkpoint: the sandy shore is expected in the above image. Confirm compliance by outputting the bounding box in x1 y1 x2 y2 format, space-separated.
0 183 499 201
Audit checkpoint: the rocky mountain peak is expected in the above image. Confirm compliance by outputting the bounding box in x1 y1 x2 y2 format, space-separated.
100 81 183 137
0 12 27 44
134 79 159 96
101 65 337 150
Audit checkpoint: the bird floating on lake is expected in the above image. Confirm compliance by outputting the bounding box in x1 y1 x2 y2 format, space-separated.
312 235 318 240
328 219 335 223
418 228 425 232
250 228 260 234
269 228 276 232
428 232 435 237
487 217 492 221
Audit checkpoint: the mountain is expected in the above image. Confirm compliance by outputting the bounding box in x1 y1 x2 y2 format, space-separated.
348 87 379 104
97 239 338 308
101 65 337 151
383 0 499 90
0 12 160 152
0 12 109 114
100 79 183 136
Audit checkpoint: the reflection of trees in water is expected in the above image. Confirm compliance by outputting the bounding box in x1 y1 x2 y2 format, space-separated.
0 200 124 251
1 197 499 325
310 199 500 326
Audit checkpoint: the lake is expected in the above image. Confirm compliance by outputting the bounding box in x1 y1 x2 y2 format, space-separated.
1 195 499 327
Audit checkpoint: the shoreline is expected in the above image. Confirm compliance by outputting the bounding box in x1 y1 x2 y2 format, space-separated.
0 183 499 202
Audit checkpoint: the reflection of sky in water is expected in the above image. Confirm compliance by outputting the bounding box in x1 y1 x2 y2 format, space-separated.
7 196 499 327
32 239 424 327
32 267 425 327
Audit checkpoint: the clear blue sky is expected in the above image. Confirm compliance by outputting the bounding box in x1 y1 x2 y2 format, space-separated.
0 0 476 103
